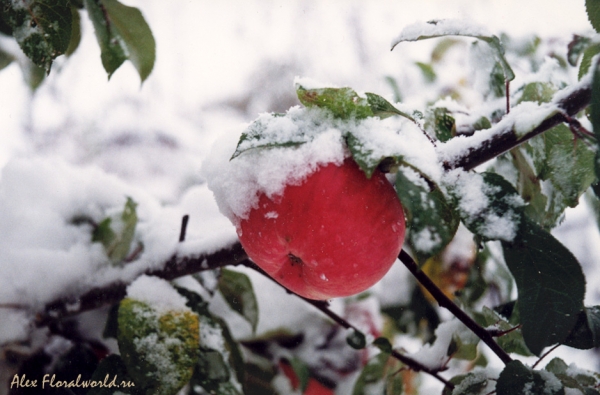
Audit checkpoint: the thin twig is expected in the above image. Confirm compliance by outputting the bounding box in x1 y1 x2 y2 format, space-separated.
532 343 561 369
505 80 510 114
241 259 454 389
179 214 190 242
398 249 513 365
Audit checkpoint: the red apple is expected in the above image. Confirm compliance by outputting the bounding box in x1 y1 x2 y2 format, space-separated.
237 158 406 300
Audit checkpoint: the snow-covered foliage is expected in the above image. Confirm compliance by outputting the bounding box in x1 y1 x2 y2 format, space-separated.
1 1 600 395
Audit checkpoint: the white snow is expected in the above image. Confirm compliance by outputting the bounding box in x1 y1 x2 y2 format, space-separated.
0 1 598 394
392 19 492 49
126 275 190 314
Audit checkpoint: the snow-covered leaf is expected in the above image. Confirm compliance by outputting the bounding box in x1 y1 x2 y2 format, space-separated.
396 166 459 262
84 0 155 81
442 371 489 395
502 218 586 355
117 298 200 395
476 306 532 356
296 85 372 119
92 196 139 264
447 171 524 242
218 268 259 333
176 287 245 395
497 360 565 395
426 107 455 142
515 123 596 228
1 0 72 72
392 19 515 81
545 357 600 394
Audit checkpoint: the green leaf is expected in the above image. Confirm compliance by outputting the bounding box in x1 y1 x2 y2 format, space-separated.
391 20 515 81
442 372 489 395
563 306 600 349
449 172 524 242
218 268 259 333
1 0 72 72
352 352 394 395
92 196 139 264
102 303 120 339
345 133 392 178
586 0 600 33
568 35 592 67
289 358 311 393
579 43 600 80
372 337 393 354
426 107 455 142
364 92 414 120
592 58 600 181
118 298 200 395
230 111 312 160
0 44 14 71
176 287 245 394
84 0 155 82
477 306 532 356
497 360 565 395
88 354 140 395
296 85 372 119
517 82 555 104
64 5 81 56
545 357 600 395
395 166 459 263
501 218 586 355
415 61 436 82
346 330 367 350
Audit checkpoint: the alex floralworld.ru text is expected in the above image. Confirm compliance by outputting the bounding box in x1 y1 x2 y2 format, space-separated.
10 373 135 390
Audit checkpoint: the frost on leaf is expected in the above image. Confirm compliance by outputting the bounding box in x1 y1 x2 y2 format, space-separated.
1 0 72 72
444 171 524 242
118 277 200 395
395 166 459 263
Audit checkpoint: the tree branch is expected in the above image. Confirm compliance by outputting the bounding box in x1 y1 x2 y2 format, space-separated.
398 249 513 365
241 259 454 389
443 77 592 171
35 241 248 327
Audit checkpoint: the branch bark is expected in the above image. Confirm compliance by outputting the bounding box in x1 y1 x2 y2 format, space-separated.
398 250 513 365
36 241 248 327
443 77 592 171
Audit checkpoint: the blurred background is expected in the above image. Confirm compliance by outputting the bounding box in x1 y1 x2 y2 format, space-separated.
0 0 591 202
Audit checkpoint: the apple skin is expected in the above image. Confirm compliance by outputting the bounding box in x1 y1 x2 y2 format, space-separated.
237 159 406 300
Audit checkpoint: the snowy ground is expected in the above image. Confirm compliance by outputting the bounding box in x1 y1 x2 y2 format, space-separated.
0 0 597 393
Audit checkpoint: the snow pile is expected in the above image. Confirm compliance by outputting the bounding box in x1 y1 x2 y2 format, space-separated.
0 156 237 345
126 275 190 314
203 106 346 223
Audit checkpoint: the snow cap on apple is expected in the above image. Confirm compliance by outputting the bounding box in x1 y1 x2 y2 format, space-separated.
204 79 417 300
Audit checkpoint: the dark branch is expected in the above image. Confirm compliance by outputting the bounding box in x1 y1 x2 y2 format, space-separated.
241 259 454 388
445 78 592 171
36 241 248 327
398 249 513 365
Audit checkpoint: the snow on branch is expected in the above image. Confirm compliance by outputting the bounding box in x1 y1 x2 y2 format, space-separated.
438 75 592 171
36 241 248 327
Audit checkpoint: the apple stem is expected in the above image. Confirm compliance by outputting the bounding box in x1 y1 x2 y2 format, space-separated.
398 249 513 365
242 259 456 389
